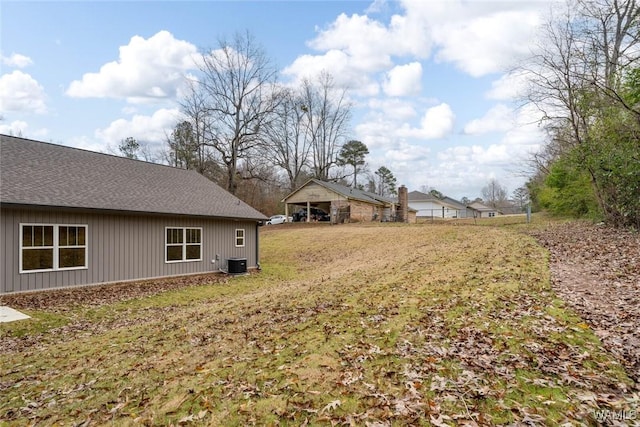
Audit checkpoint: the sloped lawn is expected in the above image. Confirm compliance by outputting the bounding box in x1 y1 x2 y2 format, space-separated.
1 223 636 426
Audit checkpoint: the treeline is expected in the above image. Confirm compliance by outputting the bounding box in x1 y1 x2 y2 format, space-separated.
525 0 639 228
120 32 397 214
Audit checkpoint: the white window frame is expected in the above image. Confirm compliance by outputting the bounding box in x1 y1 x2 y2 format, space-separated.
19 223 88 273
165 227 203 263
235 228 245 248
488 212 496 218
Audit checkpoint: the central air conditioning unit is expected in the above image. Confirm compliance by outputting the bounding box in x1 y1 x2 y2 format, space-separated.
227 257 247 274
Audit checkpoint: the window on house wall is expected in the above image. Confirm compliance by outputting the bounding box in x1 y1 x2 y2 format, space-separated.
489 212 496 217
166 227 202 262
235 229 245 247
20 224 88 273
58 226 87 268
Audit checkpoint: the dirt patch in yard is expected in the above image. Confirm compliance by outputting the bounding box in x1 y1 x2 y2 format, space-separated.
528 221 640 387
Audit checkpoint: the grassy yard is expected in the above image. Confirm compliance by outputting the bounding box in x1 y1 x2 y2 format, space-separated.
0 222 635 426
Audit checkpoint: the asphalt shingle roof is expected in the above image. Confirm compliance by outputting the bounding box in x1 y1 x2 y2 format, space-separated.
407 190 441 202
0 135 267 220
283 178 397 206
441 196 466 209
468 201 495 211
314 179 396 205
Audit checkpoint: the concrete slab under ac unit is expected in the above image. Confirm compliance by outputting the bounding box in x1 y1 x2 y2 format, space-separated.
0 306 31 323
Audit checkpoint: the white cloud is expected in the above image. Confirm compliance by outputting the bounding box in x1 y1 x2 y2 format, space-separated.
355 117 400 149
95 108 184 150
438 144 512 167
383 62 422 97
365 0 388 14
285 0 544 103
420 103 455 138
0 120 29 135
282 49 380 96
386 144 431 163
0 120 48 139
400 0 544 76
486 70 531 100
463 104 515 135
0 70 47 114
397 103 455 139
66 135 110 154
501 103 546 146
2 53 34 68
66 31 197 101
309 13 408 70
367 141 432 188
432 10 541 77
283 5 435 94
367 97 417 121
356 101 454 149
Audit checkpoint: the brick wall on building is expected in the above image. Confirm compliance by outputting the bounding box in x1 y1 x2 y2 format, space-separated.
349 200 380 222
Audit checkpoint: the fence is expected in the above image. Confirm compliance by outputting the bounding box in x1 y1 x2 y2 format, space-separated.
417 213 529 225
416 208 473 220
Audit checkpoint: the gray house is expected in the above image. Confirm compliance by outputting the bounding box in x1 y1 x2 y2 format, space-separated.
0 135 267 294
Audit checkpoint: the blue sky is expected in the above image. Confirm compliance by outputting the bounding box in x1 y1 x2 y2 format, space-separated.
1 0 551 200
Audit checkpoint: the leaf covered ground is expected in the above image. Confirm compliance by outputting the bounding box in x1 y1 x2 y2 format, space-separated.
1 222 638 426
529 221 640 386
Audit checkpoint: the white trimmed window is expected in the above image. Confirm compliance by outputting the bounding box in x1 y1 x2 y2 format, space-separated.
166 227 202 263
235 229 245 247
20 224 88 273
488 212 496 218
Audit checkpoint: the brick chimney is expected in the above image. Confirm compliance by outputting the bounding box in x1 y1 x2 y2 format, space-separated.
398 185 408 223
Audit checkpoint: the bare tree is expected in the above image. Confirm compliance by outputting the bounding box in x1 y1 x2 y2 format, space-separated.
261 87 313 192
481 179 508 208
299 71 352 180
177 79 217 174
579 0 640 117
182 31 280 195
512 186 530 210
524 0 640 216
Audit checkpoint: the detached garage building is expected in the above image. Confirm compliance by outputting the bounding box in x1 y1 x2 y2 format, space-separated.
0 135 267 294
282 178 415 223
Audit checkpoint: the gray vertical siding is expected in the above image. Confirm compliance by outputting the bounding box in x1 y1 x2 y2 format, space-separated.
0 207 259 293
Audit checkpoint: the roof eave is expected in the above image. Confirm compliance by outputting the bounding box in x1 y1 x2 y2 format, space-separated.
281 177 318 202
0 202 268 221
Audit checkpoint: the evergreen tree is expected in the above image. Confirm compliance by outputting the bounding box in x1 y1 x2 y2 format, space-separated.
374 166 397 197
337 140 369 187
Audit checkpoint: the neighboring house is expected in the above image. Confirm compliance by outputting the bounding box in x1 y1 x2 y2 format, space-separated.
0 135 267 294
282 179 416 223
441 196 472 218
408 191 468 218
467 201 501 218
496 200 524 215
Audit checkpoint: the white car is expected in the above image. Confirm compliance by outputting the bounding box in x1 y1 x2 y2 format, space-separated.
266 214 292 225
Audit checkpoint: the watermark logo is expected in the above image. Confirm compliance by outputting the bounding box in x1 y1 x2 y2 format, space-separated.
593 407 637 423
